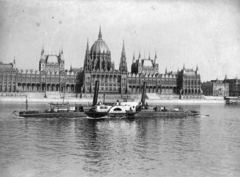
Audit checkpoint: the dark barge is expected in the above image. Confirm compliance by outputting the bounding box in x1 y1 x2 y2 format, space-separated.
134 82 200 118
14 102 90 118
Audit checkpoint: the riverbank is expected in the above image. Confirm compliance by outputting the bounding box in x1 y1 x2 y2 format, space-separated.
0 97 225 104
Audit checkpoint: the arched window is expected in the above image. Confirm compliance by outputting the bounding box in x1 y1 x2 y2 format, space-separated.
113 108 122 111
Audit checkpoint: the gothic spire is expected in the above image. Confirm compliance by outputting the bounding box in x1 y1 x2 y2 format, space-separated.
154 51 157 64
13 56 16 68
165 67 167 74
132 52 135 64
225 74 227 80
98 26 102 39
119 40 127 72
61 44 63 54
41 45 44 55
86 38 89 53
122 40 125 56
112 61 115 70
183 63 185 70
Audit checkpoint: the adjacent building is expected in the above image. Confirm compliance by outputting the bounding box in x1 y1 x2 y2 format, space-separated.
202 75 240 97
224 78 240 96
202 80 229 97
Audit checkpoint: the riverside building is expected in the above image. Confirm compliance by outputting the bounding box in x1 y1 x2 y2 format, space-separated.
202 79 229 97
0 28 203 99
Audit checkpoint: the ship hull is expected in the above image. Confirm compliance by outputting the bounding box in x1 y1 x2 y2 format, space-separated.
134 110 199 118
18 111 87 118
84 111 136 119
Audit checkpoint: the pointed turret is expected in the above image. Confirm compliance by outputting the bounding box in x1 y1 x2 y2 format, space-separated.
98 26 102 39
165 67 167 74
154 52 157 63
41 45 45 60
41 45 44 55
61 44 64 54
132 52 135 64
183 63 185 70
112 61 115 70
122 40 125 56
148 52 151 60
225 74 227 80
119 40 127 72
84 38 91 71
13 56 16 68
196 64 198 71
86 38 89 53
59 44 64 61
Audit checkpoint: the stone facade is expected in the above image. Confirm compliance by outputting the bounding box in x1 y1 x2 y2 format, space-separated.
0 49 81 93
1 27 203 99
177 65 203 99
129 54 177 94
202 80 229 96
82 28 127 93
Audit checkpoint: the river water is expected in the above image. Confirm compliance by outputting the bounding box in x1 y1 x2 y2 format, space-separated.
0 103 240 177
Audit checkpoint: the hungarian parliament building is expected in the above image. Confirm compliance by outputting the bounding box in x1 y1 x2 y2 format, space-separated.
0 28 203 99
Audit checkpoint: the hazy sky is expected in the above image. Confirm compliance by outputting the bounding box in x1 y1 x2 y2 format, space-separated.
0 0 240 81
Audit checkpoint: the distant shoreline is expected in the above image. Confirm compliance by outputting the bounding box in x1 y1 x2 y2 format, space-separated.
0 97 225 104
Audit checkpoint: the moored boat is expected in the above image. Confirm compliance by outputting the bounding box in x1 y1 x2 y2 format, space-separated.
135 82 200 118
225 96 240 105
134 106 199 118
13 102 88 118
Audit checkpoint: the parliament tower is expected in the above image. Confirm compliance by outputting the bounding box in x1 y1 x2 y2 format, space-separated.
82 28 128 93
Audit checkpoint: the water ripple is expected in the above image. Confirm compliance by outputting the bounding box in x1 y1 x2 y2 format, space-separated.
1 103 240 176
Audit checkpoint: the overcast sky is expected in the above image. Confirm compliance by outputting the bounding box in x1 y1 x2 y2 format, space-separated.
0 0 240 81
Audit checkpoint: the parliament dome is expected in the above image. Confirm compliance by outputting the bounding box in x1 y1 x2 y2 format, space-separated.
90 28 110 54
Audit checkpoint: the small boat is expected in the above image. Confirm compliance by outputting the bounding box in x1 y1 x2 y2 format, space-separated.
225 97 240 105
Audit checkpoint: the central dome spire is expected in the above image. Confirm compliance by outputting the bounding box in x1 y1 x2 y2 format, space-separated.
98 26 102 39
90 27 110 54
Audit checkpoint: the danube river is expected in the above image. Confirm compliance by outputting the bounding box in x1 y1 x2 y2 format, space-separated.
1 103 240 177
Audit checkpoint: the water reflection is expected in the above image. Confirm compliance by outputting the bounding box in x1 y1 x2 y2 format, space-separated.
1 103 240 176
